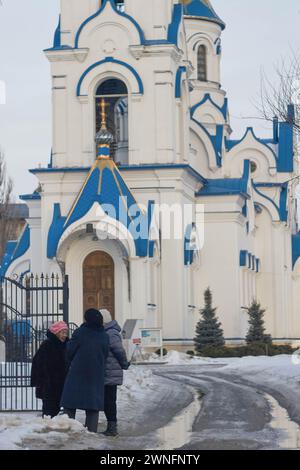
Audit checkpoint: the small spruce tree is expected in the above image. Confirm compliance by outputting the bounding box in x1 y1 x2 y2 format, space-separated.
194 288 225 353
245 300 272 344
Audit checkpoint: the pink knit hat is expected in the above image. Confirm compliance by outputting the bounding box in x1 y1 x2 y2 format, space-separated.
49 321 68 335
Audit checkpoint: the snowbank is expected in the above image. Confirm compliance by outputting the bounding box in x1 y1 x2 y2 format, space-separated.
144 350 230 365
0 414 86 450
0 366 159 449
220 354 300 393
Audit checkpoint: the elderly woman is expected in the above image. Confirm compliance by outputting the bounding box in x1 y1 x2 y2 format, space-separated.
100 309 130 437
31 321 69 418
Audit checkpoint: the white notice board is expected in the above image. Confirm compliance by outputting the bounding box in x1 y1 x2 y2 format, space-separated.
140 328 162 348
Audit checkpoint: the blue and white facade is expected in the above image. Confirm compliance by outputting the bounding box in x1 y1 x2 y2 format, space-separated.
2 0 300 346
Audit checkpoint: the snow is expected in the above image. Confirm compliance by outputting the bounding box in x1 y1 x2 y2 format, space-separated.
145 349 230 365
120 366 154 394
1 352 300 449
0 366 159 450
220 355 300 404
0 414 87 450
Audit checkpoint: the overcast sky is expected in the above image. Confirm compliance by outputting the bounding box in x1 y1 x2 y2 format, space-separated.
0 0 299 199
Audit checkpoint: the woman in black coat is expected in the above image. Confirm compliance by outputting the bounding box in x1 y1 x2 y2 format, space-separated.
60 309 109 433
101 309 130 437
31 321 69 418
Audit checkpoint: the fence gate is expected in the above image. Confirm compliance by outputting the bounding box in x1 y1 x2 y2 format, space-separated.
0 273 70 412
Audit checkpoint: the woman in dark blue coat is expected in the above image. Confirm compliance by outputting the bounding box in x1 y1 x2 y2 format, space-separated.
60 309 109 433
101 309 130 437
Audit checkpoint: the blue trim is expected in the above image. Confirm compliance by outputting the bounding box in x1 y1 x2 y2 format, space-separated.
253 182 288 222
98 147 110 157
175 66 186 99
225 127 277 161
197 160 250 198
0 225 30 277
167 4 183 46
211 125 223 167
48 149 53 169
184 0 225 30
277 122 294 172
47 204 66 259
30 164 207 184
76 56 144 96
44 45 73 52
248 253 252 269
30 167 90 174
75 0 145 49
292 233 300 269
147 200 156 258
191 117 222 167
53 15 61 48
256 258 260 273
191 93 228 120
19 192 41 201
240 250 248 267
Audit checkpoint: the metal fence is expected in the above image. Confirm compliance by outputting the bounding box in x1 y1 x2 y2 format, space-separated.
0 274 71 412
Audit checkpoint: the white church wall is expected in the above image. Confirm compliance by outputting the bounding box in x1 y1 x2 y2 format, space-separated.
126 0 173 40
292 260 300 340
254 208 296 339
196 195 246 340
60 0 100 46
189 128 211 177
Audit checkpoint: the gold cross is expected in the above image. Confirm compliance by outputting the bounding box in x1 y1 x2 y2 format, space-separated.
98 98 110 129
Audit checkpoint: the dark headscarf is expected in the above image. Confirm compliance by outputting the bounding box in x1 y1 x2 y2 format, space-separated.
84 308 103 328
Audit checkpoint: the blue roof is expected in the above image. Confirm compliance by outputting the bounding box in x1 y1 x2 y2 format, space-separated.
196 160 250 198
47 158 153 259
183 0 225 30
0 225 30 277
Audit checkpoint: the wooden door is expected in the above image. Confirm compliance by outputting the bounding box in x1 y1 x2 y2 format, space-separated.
83 251 115 319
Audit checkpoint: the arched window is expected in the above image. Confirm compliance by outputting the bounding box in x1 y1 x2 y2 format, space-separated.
197 45 207 82
95 78 128 164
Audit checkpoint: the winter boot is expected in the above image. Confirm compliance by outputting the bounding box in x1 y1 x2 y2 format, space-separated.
102 421 118 437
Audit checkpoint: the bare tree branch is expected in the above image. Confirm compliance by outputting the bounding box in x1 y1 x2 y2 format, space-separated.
257 52 300 134
0 149 13 260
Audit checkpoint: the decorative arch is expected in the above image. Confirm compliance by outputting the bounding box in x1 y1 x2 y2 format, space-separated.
77 57 144 97
188 32 215 53
225 128 277 179
56 203 137 263
190 119 221 170
74 0 145 49
65 237 129 326
252 186 281 222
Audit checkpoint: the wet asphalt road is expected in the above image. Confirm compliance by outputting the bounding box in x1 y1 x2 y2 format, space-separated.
19 364 300 450
153 364 300 450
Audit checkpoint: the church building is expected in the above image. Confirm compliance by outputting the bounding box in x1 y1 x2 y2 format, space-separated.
2 0 300 348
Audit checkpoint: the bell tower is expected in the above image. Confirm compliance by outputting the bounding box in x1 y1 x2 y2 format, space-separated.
184 0 226 106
